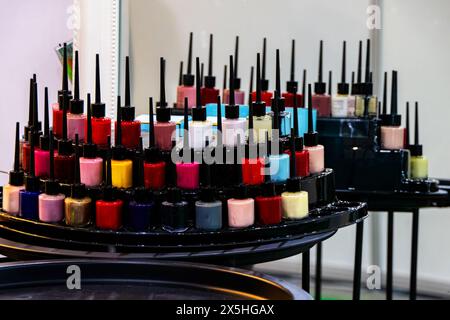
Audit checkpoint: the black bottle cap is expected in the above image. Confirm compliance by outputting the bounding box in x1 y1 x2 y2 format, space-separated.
183 33 195 87
24 78 35 142
409 102 423 156
58 92 73 156
380 71 402 126
58 43 72 110
70 135 86 199
222 65 228 92
145 97 162 163
337 41 350 95
272 50 286 112
233 36 242 90
362 39 374 96
9 123 24 186
295 136 305 152
226 55 240 119
304 84 319 147
134 187 151 203
253 53 267 117
156 58 171 122
178 61 184 86
286 39 298 94
156 107 171 123
199 186 216 203
234 184 249 200
121 56 136 121
92 54 106 118
69 51 84 115
39 87 51 151
121 106 136 122
406 102 410 145
260 38 270 91
167 187 183 203
192 58 207 121
83 94 98 159
103 137 117 201
113 96 128 160
261 182 277 198
44 130 60 196
28 82 42 148
25 128 40 192
314 41 326 94
352 41 363 95
248 67 255 106
286 177 302 193
204 34 216 88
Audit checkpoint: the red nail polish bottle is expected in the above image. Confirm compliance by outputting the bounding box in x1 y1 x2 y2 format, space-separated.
53 43 72 140
256 182 282 225
23 79 42 173
251 38 273 107
116 56 141 150
176 33 196 109
96 139 123 231
90 54 111 149
144 98 166 190
283 40 304 108
36 87 51 179
242 103 265 186
201 34 220 105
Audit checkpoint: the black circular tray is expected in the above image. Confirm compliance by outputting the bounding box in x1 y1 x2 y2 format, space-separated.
0 260 310 300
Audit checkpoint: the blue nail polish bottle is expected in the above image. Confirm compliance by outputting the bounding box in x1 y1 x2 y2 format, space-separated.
269 96 290 183
127 137 154 232
20 126 41 220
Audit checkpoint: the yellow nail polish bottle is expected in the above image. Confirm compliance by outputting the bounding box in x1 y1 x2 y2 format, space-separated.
282 128 309 220
409 102 428 180
112 96 133 189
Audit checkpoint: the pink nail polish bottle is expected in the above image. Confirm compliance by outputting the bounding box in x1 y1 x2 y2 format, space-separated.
305 84 325 175
380 71 404 150
39 130 65 223
35 87 51 179
155 58 176 152
224 36 245 105
312 41 331 117
80 94 103 187
68 51 86 143
177 32 196 109
228 185 255 229
176 97 200 191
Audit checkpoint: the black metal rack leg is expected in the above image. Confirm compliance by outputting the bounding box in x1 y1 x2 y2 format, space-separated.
302 250 310 293
315 243 322 300
387 211 394 300
353 221 364 300
410 209 420 300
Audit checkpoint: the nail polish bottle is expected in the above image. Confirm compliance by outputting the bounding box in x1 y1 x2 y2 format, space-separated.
312 41 331 117
39 130 65 223
155 58 176 152
35 87 51 179
362 39 378 117
68 51 86 142
251 53 272 144
80 94 103 187
268 101 290 183
354 41 366 118
283 40 303 108
282 129 309 219
96 139 123 230
269 50 291 136
256 182 282 225
242 101 265 186
144 97 166 190
251 38 273 106
286 93 310 177
127 150 154 232
54 95 75 183
190 58 213 150
223 55 246 147
305 84 325 174
65 135 92 227
116 57 141 150
2 123 25 215
224 37 245 105
112 96 133 189
177 32 196 109
228 184 255 229
90 54 112 149
328 70 333 98
195 158 222 231
21 78 36 171
177 98 200 190
53 43 73 140
161 187 190 233
19 126 41 220
332 41 351 118
409 102 428 179
380 71 404 150
23 81 42 174
201 34 220 105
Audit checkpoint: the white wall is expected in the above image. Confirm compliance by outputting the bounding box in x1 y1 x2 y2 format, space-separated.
0 0 73 185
